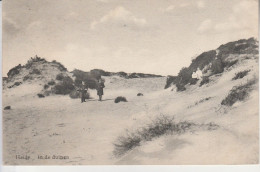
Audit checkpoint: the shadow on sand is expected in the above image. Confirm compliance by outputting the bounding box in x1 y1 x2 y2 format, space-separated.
85 98 114 102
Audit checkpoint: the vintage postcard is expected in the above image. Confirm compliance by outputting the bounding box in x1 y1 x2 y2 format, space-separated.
2 0 259 165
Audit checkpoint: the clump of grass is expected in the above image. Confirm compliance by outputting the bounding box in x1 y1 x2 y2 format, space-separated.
113 115 195 157
188 97 212 108
113 115 219 157
195 97 212 106
25 55 47 69
232 70 250 80
221 79 256 106
200 76 210 87
137 93 143 96
115 96 127 103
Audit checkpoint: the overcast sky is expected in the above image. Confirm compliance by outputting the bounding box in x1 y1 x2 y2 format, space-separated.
3 0 258 76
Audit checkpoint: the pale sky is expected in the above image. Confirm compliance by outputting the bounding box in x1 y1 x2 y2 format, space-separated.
2 0 258 76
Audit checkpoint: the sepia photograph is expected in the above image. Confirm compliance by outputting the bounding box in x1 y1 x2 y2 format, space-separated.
2 0 259 165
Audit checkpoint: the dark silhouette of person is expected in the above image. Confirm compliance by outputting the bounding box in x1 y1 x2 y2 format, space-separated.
97 79 105 101
78 82 88 103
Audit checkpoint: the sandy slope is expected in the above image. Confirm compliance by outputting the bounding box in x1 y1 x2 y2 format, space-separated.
2 56 258 165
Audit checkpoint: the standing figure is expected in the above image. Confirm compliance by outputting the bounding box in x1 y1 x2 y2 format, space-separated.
97 79 105 101
78 82 88 103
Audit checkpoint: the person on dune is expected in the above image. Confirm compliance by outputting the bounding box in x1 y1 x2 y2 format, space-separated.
97 79 105 101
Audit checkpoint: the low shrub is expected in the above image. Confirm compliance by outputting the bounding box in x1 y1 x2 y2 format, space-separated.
164 76 177 89
176 83 186 91
211 58 224 74
200 76 210 87
69 90 80 99
23 75 33 81
56 73 64 81
44 84 49 89
14 82 22 86
53 76 75 95
137 93 144 96
4 106 11 110
115 96 127 103
221 79 256 106
37 93 45 98
69 90 90 99
223 59 238 68
30 68 41 75
51 60 67 71
190 78 198 85
232 70 250 80
48 80 56 85
7 64 22 78
72 69 99 89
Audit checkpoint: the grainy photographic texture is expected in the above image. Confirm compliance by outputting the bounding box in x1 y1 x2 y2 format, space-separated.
2 0 259 165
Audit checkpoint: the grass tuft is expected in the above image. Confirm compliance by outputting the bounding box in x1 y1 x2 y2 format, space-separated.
221 79 256 106
232 70 250 80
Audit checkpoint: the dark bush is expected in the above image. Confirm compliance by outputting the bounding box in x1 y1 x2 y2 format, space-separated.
190 78 198 85
7 64 22 78
44 84 49 89
137 93 144 96
221 79 256 106
176 83 186 91
51 60 67 71
69 90 80 99
69 90 90 99
90 69 111 77
232 70 250 80
117 71 128 78
4 106 11 110
115 96 127 103
14 82 22 86
211 58 224 74
217 38 258 59
190 50 216 72
72 69 99 89
48 80 56 85
29 68 41 75
23 75 33 81
223 60 238 68
56 73 64 81
37 94 45 98
164 76 177 89
53 76 75 95
200 76 210 87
